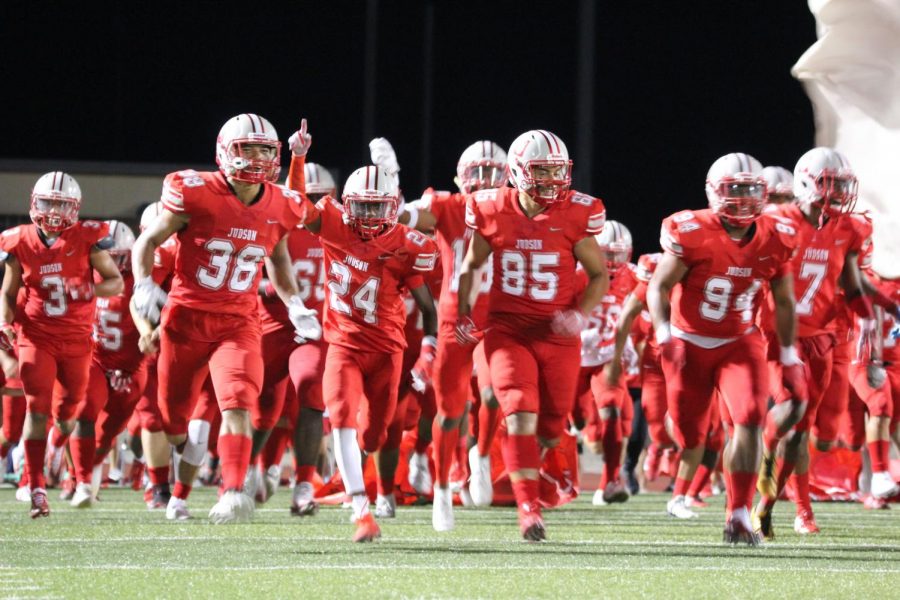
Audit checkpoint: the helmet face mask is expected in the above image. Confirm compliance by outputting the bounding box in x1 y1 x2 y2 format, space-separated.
30 171 82 233
595 220 632 275
342 165 399 240
705 153 767 228
456 140 508 193
508 130 572 205
216 114 282 184
793 147 858 219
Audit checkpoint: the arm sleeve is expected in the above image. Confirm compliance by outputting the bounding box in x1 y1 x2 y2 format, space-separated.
287 154 306 194
160 172 188 214
585 198 606 235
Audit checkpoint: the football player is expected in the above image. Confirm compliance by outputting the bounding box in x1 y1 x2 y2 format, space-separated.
0 172 124 517
131 114 322 524
285 131 439 542
647 153 801 545
458 129 608 541
373 137 503 529
577 221 637 505
755 148 888 537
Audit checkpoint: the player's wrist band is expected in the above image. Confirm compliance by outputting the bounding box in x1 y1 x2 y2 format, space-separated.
655 321 672 346
780 345 800 366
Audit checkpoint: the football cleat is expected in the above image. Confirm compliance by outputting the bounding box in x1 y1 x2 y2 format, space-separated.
70 482 93 508
518 503 546 542
147 483 172 510
468 446 493 507
757 452 778 499
793 511 820 535
863 494 890 510
724 508 761 546
374 493 397 519
30 488 50 519
58 477 76 501
208 490 255 524
871 471 900 500
623 468 640 496
263 464 280 502
751 504 775 541
290 481 320 517
458 486 474 507
432 486 455 532
407 452 432 496
353 512 381 543
685 495 708 509
165 496 193 521
16 484 32 503
591 489 608 506
602 481 629 504
243 466 263 504
667 495 698 519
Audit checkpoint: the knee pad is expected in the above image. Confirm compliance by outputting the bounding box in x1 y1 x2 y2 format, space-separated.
182 419 211 466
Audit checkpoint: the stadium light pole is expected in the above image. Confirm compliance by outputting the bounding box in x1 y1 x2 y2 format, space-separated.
362 0 379 160
574 0 596 194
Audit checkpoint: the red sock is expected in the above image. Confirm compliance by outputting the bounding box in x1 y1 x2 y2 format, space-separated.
148 466 170 486
688 464 712 498
453 435 470 481
49 426 68 449
218 434 252 491
600 417 622 487
673 476 691 498
69 435 96 484
0 442 9 459
260 427 290 470
728 471 755 512
24 438 47 489
793 471 812 515
869 440 890 473
510 478 539 510
762 410 781 454
500 434 541 475
432 419 459 487
295 464 317 484
477 405 500 456
173 481 192 500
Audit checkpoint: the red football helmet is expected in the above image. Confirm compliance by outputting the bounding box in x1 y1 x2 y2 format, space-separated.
30 171 82 233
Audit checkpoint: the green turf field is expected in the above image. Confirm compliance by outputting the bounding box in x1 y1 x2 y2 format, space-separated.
2 486 899 599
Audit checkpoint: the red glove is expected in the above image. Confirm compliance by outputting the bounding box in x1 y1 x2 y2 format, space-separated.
780 346 809 402
454 316 482 346
411 336 437 392
66 278 95 301
0 322 16 354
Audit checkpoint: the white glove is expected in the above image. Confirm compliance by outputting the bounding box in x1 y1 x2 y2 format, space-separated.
132 277 168 325
288 118 312 157
867 360 887 389
580 328 601 349
551 309 588 337
288 296 321 343
369 137 400 176
107 369 133 394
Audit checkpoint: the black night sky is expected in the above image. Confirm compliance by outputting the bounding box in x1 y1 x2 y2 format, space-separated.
1 1 818 254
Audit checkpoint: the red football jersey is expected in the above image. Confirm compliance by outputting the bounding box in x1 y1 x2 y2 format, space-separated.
580 263 638 366
259 227 325 335
771 204 870 337
152 236 179 289
0 220 109 343
160 170 307 316
660 208 796 339
417 188 491 324
314 197 438 353
93 271 145 372
465 186 606 343
872 273 900 364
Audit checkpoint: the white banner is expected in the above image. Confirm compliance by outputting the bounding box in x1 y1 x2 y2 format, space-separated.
793 0 900 277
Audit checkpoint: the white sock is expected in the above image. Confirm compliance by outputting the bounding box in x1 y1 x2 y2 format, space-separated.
333 428 367 517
